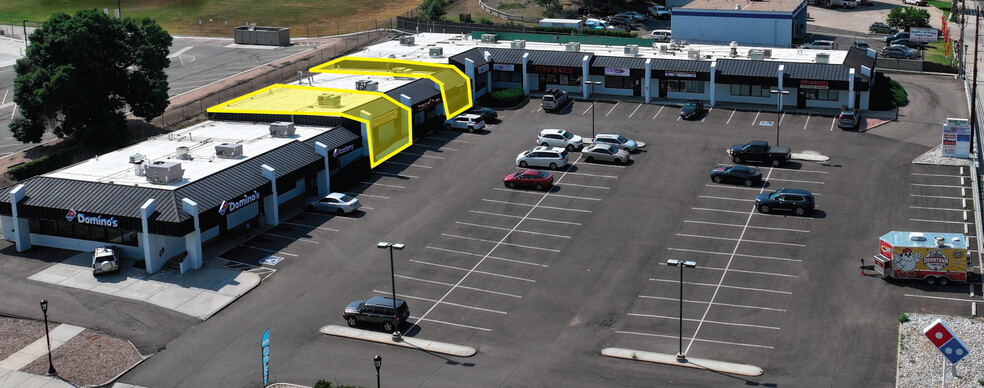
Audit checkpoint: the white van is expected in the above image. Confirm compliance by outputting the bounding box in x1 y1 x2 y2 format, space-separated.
650 29 672 42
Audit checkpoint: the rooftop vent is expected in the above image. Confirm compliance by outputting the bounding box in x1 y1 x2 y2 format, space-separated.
355 80 378 91
317 93 341 108
399 36 415 45
429 47 443 57
481 34 498 43
687 49 700 59
624 45 639 55
175 146 193 160
565 42 580 52
511 40 526 49
763 48 772 58
269 121 296 137
129 153 145 176
730 41 738 57
658 44 667 53
145 161 184 184
910 232 926 241
815 52 830 64
748 49 765 60
215 143 243 158
935 236 946 248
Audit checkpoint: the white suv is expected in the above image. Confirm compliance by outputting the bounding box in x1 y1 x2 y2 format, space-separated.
444 113 485 133
92 246 121 275
537 129 583 151
517 146 569 170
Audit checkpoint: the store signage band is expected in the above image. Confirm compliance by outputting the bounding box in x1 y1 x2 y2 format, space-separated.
332 143 355 158
604 67 630 76
476 64 489 74
665 72 696 78
799 80 829 90
219 191 261 216
492 64 514 72
532 65 575 75
65 209 119 228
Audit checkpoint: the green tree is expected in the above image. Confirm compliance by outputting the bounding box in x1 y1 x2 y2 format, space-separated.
11 9 172 150
419 0 448 21
886 6 931 30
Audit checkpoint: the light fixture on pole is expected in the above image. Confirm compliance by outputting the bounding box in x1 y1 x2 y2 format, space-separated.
40 300 56 376
373 355 382 388
587 81 602 138
666 259 696 362
377 241 405 339
769 88 789 146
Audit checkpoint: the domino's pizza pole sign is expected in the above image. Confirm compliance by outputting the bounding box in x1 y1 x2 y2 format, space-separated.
923 318 969 373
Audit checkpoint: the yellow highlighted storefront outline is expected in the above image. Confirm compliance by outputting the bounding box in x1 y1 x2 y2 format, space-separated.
310 57 473 118
207 84 412 168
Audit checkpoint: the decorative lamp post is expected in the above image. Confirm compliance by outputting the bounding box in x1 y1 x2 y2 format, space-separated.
373 355 382 388
40 300 56 376
666 259 696 362
377 242 405 338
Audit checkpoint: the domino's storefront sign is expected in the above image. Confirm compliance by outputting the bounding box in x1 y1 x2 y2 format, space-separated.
923 319 969 364
65 209 119 228
219 191 261 216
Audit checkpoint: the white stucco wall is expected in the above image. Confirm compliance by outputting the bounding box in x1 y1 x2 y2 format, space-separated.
672 13 793 47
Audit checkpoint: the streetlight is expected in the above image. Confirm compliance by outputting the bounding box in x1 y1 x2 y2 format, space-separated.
39 300 56 376
666 259 696 362
769 88 789 146
587 81 602 138
377 241 405 338
373 355 382 388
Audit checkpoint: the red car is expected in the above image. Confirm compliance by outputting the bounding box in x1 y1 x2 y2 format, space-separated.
504 169 554 190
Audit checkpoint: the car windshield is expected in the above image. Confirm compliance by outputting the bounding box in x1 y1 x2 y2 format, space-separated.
562 131 573 140
538 171 550 178
684 102 696 110
840 110 854 117
770 192 780 200
338 194 355 202
616 135 628 143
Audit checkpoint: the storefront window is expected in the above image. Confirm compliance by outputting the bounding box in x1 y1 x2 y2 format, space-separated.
666 79 704 93
29 219 138 246
730 84 772 97
604 76 631 89
540 73 582 87
492 71 522 83
804 89 839 101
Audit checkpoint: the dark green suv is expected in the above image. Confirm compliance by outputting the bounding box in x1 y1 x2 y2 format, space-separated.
343 296 410 333
755 188 816 216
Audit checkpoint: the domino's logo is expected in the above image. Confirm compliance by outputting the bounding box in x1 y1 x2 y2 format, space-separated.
218 201 229 216
65 209 77 222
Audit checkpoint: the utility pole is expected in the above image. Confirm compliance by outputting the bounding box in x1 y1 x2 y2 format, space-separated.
971 6 979 162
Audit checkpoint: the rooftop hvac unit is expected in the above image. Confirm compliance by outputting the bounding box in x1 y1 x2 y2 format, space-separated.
624 45 639 55
269 121 296 137
317 93 341 108
511 40 526 49
399 36 415 45
129 153 145 176
215 143 243 158
429 47 443 57
175 146 192 160
815 52 830 64
687 49 700 59
129 153 145 164
658 44 667 53
481 34 498 43
565 42 580 52
763 49 772 58
748 49 765 60
355 79 378 91
145 161 184 184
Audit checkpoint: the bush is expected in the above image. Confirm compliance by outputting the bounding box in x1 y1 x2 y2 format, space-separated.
478 17 493 25
5 146 80 181
899 313 910 323
869 72 908 110
485 88 526 107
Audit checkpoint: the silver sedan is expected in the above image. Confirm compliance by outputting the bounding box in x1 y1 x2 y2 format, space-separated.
307 193 361 214
582 144 630 164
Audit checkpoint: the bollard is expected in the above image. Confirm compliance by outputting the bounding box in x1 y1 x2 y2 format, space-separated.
972 302 977 317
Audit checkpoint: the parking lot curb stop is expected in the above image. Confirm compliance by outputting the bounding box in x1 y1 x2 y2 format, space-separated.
319 325 477 357
601 347 764 376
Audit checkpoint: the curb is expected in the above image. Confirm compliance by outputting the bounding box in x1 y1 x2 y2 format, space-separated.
319 325 476 357
601 347 764 376
791 151 831 162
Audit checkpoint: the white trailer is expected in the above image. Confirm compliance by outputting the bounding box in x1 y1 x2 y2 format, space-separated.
539 18 584 29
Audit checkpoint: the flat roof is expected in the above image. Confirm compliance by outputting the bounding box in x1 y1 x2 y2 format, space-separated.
47 121 344 190
680 0 804 12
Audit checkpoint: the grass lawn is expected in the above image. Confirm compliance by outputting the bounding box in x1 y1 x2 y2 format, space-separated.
923 40 956 66
0 0 422 36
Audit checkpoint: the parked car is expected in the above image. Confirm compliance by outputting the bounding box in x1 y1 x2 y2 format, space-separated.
891 38 925 50
517 146 569 169
884 31 910 43
343 296 410 333
853 39 869 50
710 165 763 186
680 100 704 120
838 108 863 130
755 188 816 216
467 106 498 122
623 11 647 20
728 140 792 167
541 88 570 111
801 40 836 50
585 18 617 30
869 22 897 34
903 0 927 5
92 245 121 275
593 133 642 152
649 5 671 18
504 169 554 190
841 0 857 8
881 45 920 59
444 113 485 133
582 144 631 164
607 16 640 29
307 192 361 214
650 29 672 42
537 129 583 151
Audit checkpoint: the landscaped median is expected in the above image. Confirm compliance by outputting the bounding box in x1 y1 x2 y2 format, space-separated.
319 325 477 357
601 347 764 376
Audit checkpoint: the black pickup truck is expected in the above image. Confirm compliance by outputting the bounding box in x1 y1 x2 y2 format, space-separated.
728 140 791 167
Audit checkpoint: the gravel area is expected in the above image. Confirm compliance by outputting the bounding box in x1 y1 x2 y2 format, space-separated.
913 145 975 166
0 316 48 361
898 313 984 387
18 327 144 387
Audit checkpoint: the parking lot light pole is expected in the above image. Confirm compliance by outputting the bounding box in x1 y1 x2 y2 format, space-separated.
666 259 696 362
40 300 56 376
588 81 602 138
373 355 382 388
770 88 789 146
377 242 405 338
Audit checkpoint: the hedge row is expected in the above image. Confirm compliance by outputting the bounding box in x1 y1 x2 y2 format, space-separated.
5 146 80 181
535 26 634 38
484 88 526 107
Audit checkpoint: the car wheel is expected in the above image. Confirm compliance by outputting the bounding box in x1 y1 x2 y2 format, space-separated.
306 204 315 211
733 156 742 163
744 179 753 187
712 176 723 183
336 208 345 215
535 183 544 190
586 156 594 162
794 207 806 216
467 126 475 133
444 123 452 130
506 181 515 188
519 161 528 168
614 158 623 165
566 145 575 152
549 163 558 170
382 321 395 333
926 276 936 285
939 277 949 286
541 142 550 147
759 205 770 214
346 316 357 327
771 159 781 167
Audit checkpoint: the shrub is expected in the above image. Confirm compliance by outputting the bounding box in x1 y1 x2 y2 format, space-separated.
485 88 526 107
898 313 910 323
5 146 80 181
869 72 908 110
478 17 493 25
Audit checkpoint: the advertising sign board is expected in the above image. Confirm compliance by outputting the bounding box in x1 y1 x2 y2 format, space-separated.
923 319 969 364
941 123 971 158
910 27 939 43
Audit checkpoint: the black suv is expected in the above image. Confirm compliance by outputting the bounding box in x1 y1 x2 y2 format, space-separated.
343 296 410 332
755 188 815 216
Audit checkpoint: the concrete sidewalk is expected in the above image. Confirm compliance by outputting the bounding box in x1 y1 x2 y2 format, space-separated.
0 368 146 388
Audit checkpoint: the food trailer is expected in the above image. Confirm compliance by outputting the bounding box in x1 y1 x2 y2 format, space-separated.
873 231 972 285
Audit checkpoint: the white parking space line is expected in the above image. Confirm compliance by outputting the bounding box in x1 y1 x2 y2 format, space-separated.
242 246 299 257
424 135 469 143
582 104 593 115
281 221 338 232
262 233 320 244
777 169 828 174
628 313 781 330
561 182 610 190
358 181 404 189
904 294 979 303
910 183 966 189
384 161 433 169
650 278 793 294
441 233 561 252
909 206 967 212
909 219 971 225
375 291 507 314
396 275 522 298
482 199 592 213
684 220 809 233
411 317 491 332
412 143 457 151
563 171 618 179
639 295 786 312
701 108 712 122
727 110 735 124
692 207 749 214
667 247 800 262
493 188 602 201
302 211 358 220
455 221 571 239
778 112 785 125
698 195 755 202
662 262 796 278
427 246 548 267
398 152 445 159
704 184 767 192
803 113 810 129
628 103 643 118
752 111 760 125
676 233 807 247
469 210 582 225
615 331 774 349
410 259 537 283
829 117 836 131
911 194 966 200
374 171 418 179
578 163 626 169
345 192 389 199
912 172 964 178
653 105 664 119
605 102 619 116
766 178 825 184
